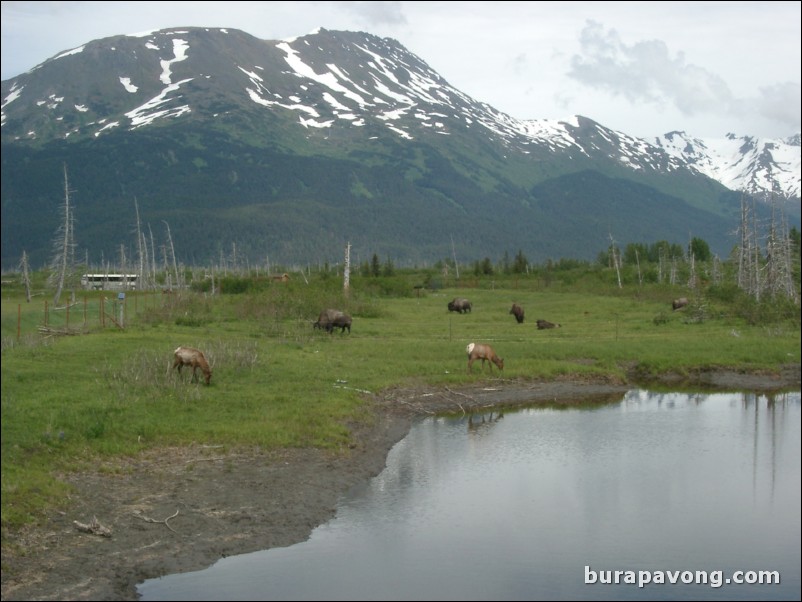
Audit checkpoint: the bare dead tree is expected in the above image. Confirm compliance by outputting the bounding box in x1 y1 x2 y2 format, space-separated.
737 193 752 293
658 246 666 284
752 198 762 302
19 251 32 302
148 224 157 286
670 256 678 285
163 220 180 289
230 242 238 273
161 244 172 291
778 210 799 303
450 234 460 279
343 241 351 295
133 197 147 290
139 230 150 290
711 255 722 285
766 195 799 303
608 232 622 288
49 164 76 306
119 244 127 286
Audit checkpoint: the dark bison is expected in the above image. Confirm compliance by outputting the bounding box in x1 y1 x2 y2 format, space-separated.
536 319 561 330
448 298 472 313
510 303 525 324
329 312 352 334
672 297 689 311
314 309 352 334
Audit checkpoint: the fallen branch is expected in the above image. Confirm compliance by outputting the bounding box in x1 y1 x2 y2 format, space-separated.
393 399 435 415
73 516 112 537
133 509 180 533
445 386 476 402
38 326 85 337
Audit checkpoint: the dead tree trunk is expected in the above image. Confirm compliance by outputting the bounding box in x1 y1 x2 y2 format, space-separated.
343 242 351 296
19 251 32 302
50 164 74 306
163 221 180 290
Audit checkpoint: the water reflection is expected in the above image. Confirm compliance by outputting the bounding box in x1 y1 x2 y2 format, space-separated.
139 390 801 601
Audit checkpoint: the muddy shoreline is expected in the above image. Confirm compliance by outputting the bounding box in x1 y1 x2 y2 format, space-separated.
1 366 799 601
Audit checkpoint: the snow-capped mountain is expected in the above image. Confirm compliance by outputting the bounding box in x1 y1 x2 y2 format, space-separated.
654 131 800 200
0 27 798 268
3 26 797 200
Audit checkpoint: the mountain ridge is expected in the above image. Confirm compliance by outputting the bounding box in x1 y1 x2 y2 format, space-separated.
1 26 799 269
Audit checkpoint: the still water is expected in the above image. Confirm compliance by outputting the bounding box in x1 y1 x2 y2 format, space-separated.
139 390 801 601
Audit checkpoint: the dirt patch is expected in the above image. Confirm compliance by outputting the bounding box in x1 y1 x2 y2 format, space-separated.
2 366 799 601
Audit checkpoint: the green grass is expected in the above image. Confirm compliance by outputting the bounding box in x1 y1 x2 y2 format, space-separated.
1 273 800 535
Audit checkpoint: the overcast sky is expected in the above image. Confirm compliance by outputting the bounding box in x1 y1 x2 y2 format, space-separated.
2 1 800 140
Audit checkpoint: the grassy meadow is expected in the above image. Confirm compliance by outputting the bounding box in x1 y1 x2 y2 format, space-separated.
2 267 800 536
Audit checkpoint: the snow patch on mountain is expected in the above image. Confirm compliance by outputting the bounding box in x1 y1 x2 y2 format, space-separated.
654 131 801 198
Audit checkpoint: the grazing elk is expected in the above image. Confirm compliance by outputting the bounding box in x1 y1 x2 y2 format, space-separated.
466 342 504 374
672 297 689 311
510 303 525 324
536 319 561 330
173 346 212 385
448 298 472 313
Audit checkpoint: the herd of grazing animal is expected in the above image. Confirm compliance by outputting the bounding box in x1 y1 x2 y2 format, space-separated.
453 299 563 373
169 294 683 383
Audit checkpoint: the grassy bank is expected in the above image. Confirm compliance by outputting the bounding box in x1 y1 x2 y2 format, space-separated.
2 271 800 536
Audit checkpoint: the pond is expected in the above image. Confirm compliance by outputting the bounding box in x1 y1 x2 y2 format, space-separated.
138 390 801 601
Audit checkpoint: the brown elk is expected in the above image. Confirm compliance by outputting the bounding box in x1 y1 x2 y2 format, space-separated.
536 319 561 330
510 303 525 324
466 342 504 374
173 346 212 385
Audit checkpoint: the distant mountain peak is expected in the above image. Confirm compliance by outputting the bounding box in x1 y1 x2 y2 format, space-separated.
653 130 801 199
1 26 799 269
